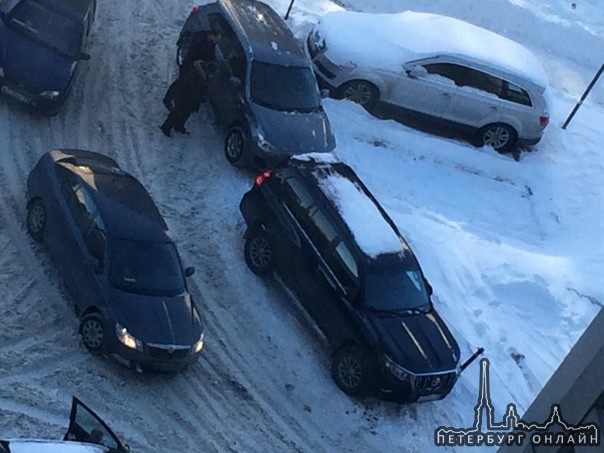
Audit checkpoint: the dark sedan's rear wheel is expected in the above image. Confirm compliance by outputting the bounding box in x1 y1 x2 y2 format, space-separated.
339 80 379 108
225 127 247 166
244 229 275 276
26 199 46 242
477 123 517 153
80 313 105 355
332 347 371 396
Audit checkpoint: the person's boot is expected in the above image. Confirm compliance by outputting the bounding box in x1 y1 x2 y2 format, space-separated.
159 124 171 137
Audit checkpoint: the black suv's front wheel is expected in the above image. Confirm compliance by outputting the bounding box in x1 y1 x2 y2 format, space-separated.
332 347 372 396
244 229 276 276
26 198 46 242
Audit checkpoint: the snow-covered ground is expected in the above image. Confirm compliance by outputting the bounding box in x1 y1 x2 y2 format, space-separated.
0 0 602 452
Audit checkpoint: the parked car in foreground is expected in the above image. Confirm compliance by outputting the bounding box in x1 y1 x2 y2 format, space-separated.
240 155 461 402
307 11 550 152
26 149 204 372
177 0 335 168
0 0 96 114
1 396 128 452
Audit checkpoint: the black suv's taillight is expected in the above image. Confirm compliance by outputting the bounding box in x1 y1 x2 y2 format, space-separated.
255 171 271 186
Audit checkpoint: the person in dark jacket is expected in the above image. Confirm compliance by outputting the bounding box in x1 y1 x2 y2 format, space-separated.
180 29 221 73
160 60 208 137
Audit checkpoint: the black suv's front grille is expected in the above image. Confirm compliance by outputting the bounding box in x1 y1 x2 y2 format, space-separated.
147 345 190 361
412 372 457 395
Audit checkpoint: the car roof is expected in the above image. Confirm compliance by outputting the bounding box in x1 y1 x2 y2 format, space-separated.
3 439 107 453
219 0 309 66
286 158 412 260
318 10 548 89
4 0 94 19
48 150 171 242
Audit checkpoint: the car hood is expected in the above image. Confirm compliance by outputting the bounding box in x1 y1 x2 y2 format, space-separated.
0 22 74 92
108 287 203 346
251 103 336 155
367 308 460 374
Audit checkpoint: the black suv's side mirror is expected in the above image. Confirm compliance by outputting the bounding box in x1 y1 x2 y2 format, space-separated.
424 278 433 296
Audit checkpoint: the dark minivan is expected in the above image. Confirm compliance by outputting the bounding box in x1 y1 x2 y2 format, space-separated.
177 0 335 168
26 149 205 371
0 0 96 114
240 156 461 402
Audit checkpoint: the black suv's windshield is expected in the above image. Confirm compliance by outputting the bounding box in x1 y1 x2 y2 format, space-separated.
250 61 321 112
6 0 83 57
364 253 430 311
109 239 185 296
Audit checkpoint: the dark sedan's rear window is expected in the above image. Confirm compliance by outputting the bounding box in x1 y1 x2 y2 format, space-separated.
8 0 84 57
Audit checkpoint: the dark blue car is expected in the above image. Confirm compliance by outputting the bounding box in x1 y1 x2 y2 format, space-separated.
26 149 205 372
0 0 96 114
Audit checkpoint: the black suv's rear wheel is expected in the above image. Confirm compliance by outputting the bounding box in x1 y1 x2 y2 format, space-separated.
26 199 46 242
225 127 248 166
244 230 275 276
332 348 371 396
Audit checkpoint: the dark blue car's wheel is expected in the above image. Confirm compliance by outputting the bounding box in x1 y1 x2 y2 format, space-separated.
225 127 247 166
80 313 105 355
26 199 46 242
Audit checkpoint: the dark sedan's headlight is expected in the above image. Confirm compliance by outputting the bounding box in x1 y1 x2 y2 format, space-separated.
116 323 143 351
383 354 411 382
313 29 326 52
39 90 61 101
192 332 204 354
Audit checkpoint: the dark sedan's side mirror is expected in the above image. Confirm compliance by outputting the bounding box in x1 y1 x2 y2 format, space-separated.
79 52 91 61
320 88 330 99
184 266 195 277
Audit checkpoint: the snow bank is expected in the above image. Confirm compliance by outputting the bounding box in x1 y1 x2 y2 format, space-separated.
7 440 104 453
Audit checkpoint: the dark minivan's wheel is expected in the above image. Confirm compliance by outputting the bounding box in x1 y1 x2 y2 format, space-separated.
27 199 46 242
225 127 247 166
80 313 105 354
339 80 379 108
332 348 371 396
477 123 517 153
244 230 275 276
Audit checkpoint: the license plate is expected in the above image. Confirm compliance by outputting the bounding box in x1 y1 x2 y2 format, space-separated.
1 85 32 104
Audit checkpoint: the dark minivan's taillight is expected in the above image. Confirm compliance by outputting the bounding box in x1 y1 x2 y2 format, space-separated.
540 115 550 128
255 171 271 186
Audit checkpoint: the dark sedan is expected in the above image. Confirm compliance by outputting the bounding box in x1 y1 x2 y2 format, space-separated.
0 0 95 114
26 149 204 371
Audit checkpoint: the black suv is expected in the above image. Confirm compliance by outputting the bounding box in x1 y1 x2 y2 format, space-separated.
240 157 461 402
177 0 335 168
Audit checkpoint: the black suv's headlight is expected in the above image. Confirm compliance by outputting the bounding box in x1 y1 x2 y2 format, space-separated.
39 90 61 101
383 354 411 382
192 332 204 354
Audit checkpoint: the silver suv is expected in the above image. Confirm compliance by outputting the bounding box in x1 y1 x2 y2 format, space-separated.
307 11 550 152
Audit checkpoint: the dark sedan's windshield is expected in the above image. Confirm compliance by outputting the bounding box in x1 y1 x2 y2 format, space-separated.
7 0 83 57
109 239 185 296
250 61 321 112
364 253 430 311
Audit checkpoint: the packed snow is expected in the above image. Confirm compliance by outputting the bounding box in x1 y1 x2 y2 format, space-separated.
0 0 602 452
315 10 549 87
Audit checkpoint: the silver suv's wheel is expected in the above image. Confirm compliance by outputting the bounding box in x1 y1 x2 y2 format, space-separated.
479 123 517 152
340 80 379 108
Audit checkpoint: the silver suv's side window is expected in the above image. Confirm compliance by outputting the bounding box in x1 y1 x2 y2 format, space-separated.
423 63 468 86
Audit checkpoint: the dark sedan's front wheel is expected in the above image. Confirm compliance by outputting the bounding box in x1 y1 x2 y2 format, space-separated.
80 313 105 355
26 199 46 242
225 127 248 166
244 229 275 276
